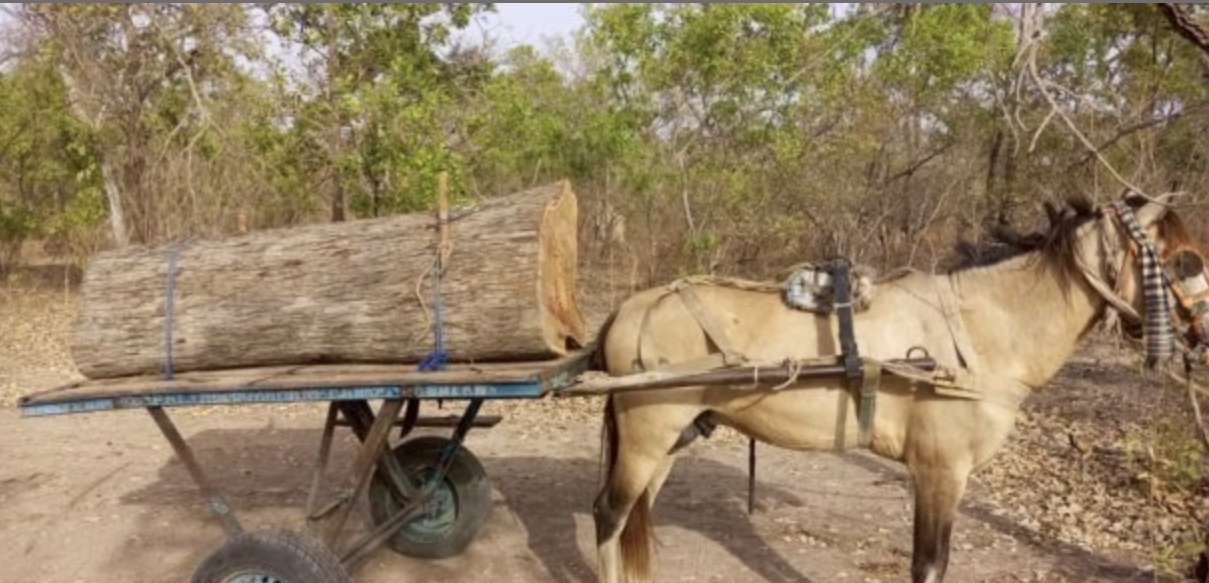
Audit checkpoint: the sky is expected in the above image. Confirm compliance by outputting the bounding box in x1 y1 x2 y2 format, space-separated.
463 3 587 51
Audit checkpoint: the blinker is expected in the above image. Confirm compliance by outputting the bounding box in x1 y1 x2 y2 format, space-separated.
1167 249 1209 346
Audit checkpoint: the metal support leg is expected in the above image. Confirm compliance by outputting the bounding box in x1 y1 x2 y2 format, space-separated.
450 398 484 443
431 398 484 479
748 438 757 515
146 406 243 538
323 399 405 545
339 493 430 567
305 403 341 521
339 401 421 501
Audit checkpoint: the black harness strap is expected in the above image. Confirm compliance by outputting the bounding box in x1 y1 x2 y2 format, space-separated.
832 259 880 449
833 259 861 381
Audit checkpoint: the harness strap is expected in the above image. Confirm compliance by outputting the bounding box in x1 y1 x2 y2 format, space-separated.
856 360 881 448
833 259 862 380
831 259 880 449
936 277 981 372
670 280 747 366
1076 257 1143 321
1083 208 1144 321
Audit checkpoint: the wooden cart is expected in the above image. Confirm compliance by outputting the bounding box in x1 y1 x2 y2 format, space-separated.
18 344 935 582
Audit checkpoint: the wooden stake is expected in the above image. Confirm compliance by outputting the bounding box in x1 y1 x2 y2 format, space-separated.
437 171 450 272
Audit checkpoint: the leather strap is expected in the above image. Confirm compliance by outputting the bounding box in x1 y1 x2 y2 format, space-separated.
671 280 747 366
857 360 881 448
832 259 879 449
936 277 982 371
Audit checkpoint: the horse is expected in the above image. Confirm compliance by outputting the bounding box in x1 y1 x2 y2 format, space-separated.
589 192 1208 583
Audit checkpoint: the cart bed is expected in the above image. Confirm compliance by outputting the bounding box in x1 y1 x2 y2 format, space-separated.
19 350 594 418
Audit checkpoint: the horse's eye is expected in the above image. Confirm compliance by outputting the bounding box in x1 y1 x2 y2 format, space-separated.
1170 249 1205 279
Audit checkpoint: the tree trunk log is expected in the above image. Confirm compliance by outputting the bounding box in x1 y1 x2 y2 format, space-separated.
71 181 587 379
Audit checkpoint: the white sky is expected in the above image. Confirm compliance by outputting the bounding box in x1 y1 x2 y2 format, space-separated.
461 3 586 51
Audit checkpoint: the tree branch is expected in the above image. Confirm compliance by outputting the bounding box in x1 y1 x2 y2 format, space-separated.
1069 102 1209 169
1157 3 1209 59
1017 5 1148 197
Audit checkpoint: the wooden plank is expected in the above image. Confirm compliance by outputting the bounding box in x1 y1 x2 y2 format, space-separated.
557 357 938 396
20 350 594 406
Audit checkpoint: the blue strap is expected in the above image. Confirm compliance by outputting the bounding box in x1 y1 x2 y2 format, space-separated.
419 254 448 372
161 239 191 380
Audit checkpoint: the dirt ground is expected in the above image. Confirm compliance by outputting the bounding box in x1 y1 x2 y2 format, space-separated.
0 284 1204 583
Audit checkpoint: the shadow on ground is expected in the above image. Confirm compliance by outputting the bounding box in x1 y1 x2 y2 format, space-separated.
118 423 1157 583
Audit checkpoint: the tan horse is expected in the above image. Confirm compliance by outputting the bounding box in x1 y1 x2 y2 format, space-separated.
590 193 1206 583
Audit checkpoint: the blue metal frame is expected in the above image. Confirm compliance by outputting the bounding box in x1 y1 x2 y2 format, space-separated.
20 380 545 419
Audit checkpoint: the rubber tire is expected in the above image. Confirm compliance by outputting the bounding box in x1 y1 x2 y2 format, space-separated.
190 528 349 583
366 436 492 559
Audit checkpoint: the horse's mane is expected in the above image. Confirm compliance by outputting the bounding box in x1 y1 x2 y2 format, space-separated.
944 193 1197 285
668 194 1197 296
943 195 1098 285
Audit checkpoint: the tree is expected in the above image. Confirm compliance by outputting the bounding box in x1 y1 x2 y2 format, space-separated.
0 40 104 271
265 3 494 220
15 3 259 245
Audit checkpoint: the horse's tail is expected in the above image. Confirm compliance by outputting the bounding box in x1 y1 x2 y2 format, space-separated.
593 303 654 580
588 308 619 372
600 395 654 581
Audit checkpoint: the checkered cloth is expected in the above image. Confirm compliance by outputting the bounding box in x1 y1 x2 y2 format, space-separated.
1113 201 1173 368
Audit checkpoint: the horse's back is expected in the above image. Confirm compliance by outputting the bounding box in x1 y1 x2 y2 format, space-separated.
601 271 966 374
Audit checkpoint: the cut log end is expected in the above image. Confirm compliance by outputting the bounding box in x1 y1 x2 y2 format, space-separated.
539 180 587 353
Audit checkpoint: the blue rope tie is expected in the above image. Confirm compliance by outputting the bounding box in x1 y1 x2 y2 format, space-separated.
419 254 448 372
161 239 191 380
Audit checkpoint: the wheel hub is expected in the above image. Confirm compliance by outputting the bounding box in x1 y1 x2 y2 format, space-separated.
222 572 285 583
407 472 457 537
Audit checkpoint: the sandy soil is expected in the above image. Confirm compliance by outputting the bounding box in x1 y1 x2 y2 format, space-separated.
0 403 1157 583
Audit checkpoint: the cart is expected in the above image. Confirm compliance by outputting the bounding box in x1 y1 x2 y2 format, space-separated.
17 349 597 583
17 336 941 583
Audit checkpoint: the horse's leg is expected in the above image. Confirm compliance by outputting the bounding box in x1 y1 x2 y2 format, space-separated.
594 444 673 583
643 455 678 509
908 463 971 583
595 401 701 583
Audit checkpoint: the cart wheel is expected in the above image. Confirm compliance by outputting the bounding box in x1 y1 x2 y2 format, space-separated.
367 436 492 559
190 528 349 583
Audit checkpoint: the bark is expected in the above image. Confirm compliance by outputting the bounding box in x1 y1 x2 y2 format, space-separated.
57 64 129 247
1158 3 1209 58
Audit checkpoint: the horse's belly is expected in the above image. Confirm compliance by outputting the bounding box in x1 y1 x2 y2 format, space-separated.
706 385 867 451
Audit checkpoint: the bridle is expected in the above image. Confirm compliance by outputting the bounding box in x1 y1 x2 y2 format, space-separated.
1079 200 1209 367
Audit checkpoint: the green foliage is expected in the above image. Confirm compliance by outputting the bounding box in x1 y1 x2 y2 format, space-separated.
2 1 1209 289
877 4 1015 100
265 3 494 218
0 49 105 263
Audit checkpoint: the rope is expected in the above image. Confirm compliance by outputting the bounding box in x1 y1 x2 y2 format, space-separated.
418 253 448 372
161 239 192 380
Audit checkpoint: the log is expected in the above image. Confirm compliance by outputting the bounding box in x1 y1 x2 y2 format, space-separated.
71 180 587 379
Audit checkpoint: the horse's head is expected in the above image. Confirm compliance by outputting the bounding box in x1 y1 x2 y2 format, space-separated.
1081 192 1209 366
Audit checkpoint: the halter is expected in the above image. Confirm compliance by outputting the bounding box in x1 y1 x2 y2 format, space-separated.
1082 200 1209 367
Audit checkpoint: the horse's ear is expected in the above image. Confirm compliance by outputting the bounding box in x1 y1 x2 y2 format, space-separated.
1043 201 1060 225
1131 192 1183 226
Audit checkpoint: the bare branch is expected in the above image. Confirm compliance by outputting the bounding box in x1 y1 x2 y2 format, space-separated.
1016 5 1148 198
1157 3 1209 59
1069 102 1209 169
